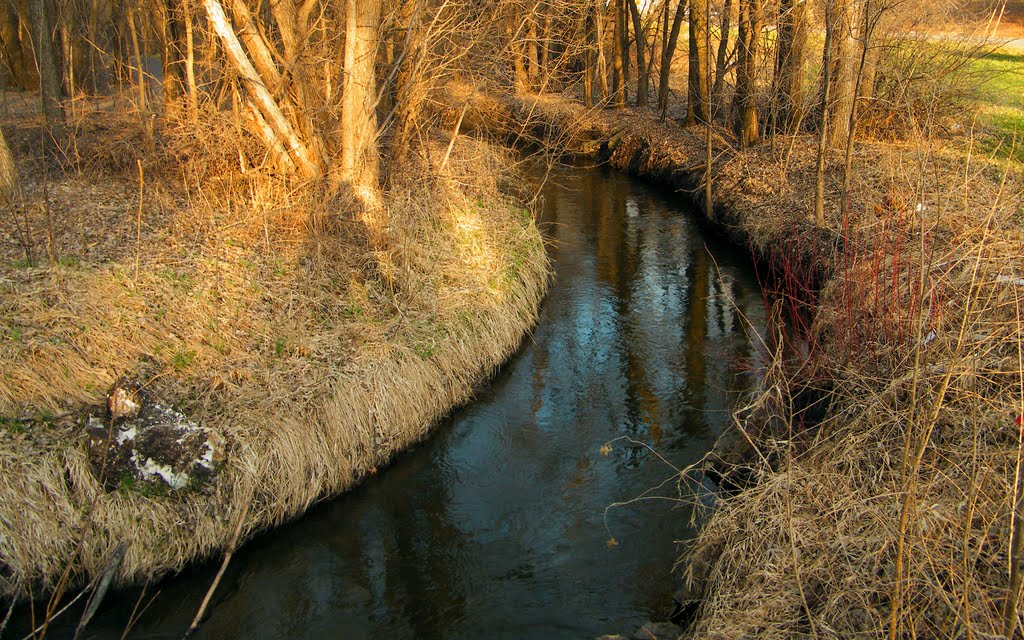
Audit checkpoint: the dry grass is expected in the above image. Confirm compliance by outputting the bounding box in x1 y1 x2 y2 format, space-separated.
0 94 548 598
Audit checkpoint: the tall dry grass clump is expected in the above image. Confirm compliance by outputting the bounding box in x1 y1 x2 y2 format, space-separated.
0 96 548 600
685 149 1024 637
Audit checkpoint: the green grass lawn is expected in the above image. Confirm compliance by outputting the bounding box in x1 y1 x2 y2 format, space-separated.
965 46 1024 161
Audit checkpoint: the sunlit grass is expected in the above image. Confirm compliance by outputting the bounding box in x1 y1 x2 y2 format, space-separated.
967 46 1024 161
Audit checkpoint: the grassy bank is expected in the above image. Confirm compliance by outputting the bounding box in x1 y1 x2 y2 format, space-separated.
0 96 548 600
468 72 1024 635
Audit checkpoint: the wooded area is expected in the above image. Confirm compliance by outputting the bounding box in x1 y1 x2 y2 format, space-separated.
0 0 985 217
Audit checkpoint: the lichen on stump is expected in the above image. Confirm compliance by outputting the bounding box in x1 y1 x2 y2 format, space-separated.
86 377 225 493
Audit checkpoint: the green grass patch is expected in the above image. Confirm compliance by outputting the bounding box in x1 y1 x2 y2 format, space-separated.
966 48 1024 162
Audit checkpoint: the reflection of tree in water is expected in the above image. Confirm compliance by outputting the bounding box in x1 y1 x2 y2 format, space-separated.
376 462 467 637
683 248 709 417
598 179 665 464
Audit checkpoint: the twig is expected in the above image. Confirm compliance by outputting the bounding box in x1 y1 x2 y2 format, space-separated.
73 542 128 640
135 159 144 285
184 502 251 639
19 588 89 640
1 598 15 637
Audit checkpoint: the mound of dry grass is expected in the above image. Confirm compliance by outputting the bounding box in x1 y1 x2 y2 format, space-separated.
0 95 548 599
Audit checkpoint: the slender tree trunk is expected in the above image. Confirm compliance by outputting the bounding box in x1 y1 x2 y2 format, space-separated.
527 9 540 90
509 16 529 93
814 2 833 226
770 0 808 133
340 0 382 189
821 0 855 146
161 0 186 105
711 0 732 99
183 0 198 120
611 0 626 107
594 0 609 101
686 0 709 125
732 0 760 147
627 0 647 106
840 0 878 213
0 4 29 89
658 0 686 115
28 0 63 159
584 3 595 106
539 4 551 89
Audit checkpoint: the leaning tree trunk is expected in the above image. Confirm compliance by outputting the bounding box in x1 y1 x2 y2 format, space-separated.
627 0 647 107
732 0 760 147
770 0 808 133
686 0 709 125
28 0 63 159
657 0 686 115
340 0 382 190
203 0 319 177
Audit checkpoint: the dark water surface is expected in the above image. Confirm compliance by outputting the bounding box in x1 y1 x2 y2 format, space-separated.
19 164 766 639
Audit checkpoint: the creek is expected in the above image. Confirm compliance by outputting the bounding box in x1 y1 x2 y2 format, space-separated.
17 163 767 639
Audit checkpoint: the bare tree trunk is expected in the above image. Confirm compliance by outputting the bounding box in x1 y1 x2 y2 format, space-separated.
527 10 540 90
611 0 626 107
0 124 20 203
814 0 833 226
0 3 31 89
161 0 186 105
584 4 594 106
539 4 551 89
204 0 319 177
821 0 855 146
183 0 198 120
840 0 879 213
770 0 807 133
594 0 609 101
732 0 760 147
686 0 709 125
28 0 64 159
509 16 529 93
127 6 154 150
658 0 685 115
627 0 647 106
340 0 381 189
711 0 732 100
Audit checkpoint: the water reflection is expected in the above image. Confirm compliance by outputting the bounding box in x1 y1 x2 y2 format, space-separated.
25 164 766 640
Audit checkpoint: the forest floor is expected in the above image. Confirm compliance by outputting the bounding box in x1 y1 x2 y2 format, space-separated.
456 48 1024 635
0 92 548 600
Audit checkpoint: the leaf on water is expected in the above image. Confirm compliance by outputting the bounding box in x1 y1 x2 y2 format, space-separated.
606 537 618 549
599 445 611 456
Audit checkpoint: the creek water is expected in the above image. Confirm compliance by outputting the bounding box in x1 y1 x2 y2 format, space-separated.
17 163 767 639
